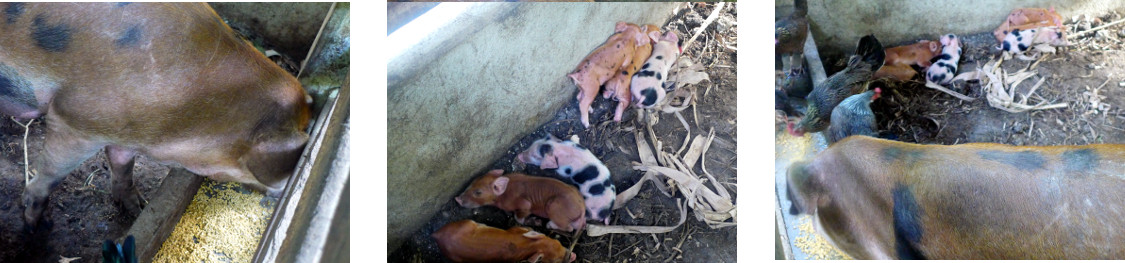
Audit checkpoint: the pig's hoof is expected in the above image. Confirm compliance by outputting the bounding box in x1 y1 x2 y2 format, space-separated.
22 196 45 231
115 195 144 216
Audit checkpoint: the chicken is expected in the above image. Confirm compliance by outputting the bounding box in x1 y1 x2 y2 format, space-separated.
788 34 884 136
826 88 879 145
776 68 808 123
775 0 808 74
777 88 799 124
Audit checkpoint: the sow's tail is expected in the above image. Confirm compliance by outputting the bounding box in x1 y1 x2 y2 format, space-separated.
851 34 885 73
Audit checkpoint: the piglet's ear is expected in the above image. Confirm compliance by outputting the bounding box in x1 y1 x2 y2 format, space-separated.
928 42 938 52
541 154 559 169
492 176 509 195
523 230 545 239
568 135 580 144
528 253 544 263
614 21 627 33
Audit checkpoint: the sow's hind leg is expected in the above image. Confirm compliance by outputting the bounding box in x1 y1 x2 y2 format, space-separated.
23 122 105 228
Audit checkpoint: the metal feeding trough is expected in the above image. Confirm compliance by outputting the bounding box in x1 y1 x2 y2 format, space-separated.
120 3 350 262
775 31 852 260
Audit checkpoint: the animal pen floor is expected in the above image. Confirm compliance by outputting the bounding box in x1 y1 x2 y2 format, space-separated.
0 120 167 262
391 3 737 263
776 9 1125 259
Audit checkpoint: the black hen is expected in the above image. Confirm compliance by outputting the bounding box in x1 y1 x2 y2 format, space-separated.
826 88 879 144
775 0 808 72
789 34 885 136
102 235 137 263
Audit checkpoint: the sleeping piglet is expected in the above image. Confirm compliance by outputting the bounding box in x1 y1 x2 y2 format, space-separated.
568 22 647 128
1000 27 1068 61
925 34 961 85
456 170 586 232
432 219 577 263
517 135 615 224
873 40 939 81
602 24 661 123
630 31 682 109
993 7 1066 43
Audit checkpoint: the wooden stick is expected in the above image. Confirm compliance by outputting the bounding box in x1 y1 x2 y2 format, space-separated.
12 117 34 184
924 81 976 101
682 2 726 55
1070 17 1125 39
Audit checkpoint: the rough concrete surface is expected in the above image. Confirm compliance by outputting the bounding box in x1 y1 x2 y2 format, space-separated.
387 2 681 251
210 2 332 61
776 0 1125 54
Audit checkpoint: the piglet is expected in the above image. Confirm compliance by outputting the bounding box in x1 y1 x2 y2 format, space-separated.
569 22 647 128
517 135 615 224
874 40 939 81
432 220 577 263
630 31 682 109
602 24 661 123
1000 27 1068 61
872 64 919 81
925 34 961 85
993 7 1066 42
883 40 939 68
456 170 586 232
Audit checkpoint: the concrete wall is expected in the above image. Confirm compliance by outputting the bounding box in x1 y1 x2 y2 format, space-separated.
387 2 681 251
210 2 333 62
776 0 1125 54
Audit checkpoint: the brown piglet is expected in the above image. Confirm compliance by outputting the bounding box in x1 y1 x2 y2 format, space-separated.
568 22 646 128
433 220 577 263
0 3 311 228
456 170 586 232
874 40 939 81
883 40 939 68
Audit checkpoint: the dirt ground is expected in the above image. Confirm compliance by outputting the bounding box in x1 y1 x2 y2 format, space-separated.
390 3 737 263
781 10 1125 147
0 119 168 262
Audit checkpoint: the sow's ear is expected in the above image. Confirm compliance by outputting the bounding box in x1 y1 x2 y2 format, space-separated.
246 130 310 188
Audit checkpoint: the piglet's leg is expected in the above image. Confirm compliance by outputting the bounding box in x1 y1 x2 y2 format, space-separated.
602 80 617 99
613 98 628 122
612 76 633 123
579 88 596 128
107 145 142 216
514 199 534 224
23 122 104 228
545 199 575 232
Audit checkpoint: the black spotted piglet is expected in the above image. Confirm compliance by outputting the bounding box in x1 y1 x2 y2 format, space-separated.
1000 26 1068 61
517 135 616 224
925 34 961 86
630 31 682 109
